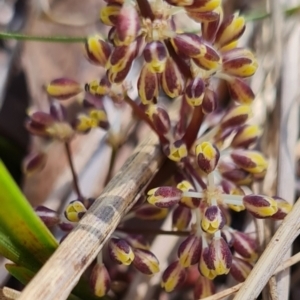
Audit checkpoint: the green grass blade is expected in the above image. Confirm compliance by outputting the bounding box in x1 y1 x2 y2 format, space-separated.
0 161 58 266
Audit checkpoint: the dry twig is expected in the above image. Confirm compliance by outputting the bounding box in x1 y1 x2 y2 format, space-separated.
18 132 165 300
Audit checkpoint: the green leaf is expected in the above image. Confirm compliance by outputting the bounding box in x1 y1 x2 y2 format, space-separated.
5 264 35 285
0 161 58 269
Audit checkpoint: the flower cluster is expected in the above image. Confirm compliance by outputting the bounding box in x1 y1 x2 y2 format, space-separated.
25 0 294 298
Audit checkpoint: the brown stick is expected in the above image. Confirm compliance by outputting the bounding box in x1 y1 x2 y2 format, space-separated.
19 133 165 300
233 198 300 300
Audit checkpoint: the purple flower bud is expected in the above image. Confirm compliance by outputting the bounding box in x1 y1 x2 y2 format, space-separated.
132 248 160 275
243 194 278 218
172 205 192 231
161 261 186 292
89 263 111 297
46 78 83 100
193 275 215 299
201 205 226 234
196 141 220 174
147 186 182 208
271 196 292 220
202 88 217 114
230 256 252 282
178 235 202 267
108 238 134 265
134 204 168 220
35 206 60 227
23 152 47 175
232 230 258 261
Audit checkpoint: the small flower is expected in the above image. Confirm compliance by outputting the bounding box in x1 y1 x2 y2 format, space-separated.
100 4 121 26
271 196 292 220
89 263 111 297
108 238 134 265
147 186 182 208
199 244 216 280
161 261 187 292
46 78 82 100
222 48 258 78
185 77 205 106
193 275 215 300
45 122 75 141
163 140 188 162
134 204 168 220
178 235 202 267
125 234 150 250
208 236 232 276
202 88 217 114
177 180 200 209
145 104 171 136
227 77 255 104
230 256 252 282
231 124 261 148
172 205 192 231
221 105 252 129
84 35 112 66
35 206 60 227
161 57 184 98
143 41 168 73
231 149 268 174
201 205 226 234
243 194 278 218
138 64 159 105
196 141 220 174
132 248 160 275
215 13 245 48
25 111 55 137
116 1 140 46
23 152 47 175
232 230 258 261
64 200 87 222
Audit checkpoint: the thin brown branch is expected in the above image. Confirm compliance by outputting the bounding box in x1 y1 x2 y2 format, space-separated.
117 227 190 236
64 142 82 199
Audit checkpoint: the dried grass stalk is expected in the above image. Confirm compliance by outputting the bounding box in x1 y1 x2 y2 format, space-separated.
18 132 164 300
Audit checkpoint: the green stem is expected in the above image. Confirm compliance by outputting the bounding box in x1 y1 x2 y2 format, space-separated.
0 32 86 43
245 5 300 22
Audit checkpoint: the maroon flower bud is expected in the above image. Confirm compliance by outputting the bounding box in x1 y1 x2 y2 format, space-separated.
35 206 60 227
145 104 171 136
221 105 252 129
143 41 167 73
171 33 205 57
215 13 245 48
199 244 216 280
178 235 202 267
163 140 188 162
271 196 292 220
147 186 182 208
194 275 215 299
134 204 168 220
201 205 226 234
90 263 111 297
227 77 255 105
138 64 159 105
85 35 112 67
202 88 217 114
172 205 192 231
208 236 232 276
116 2 140 46
161 261 187 292
196 141 220 174
230 256 253 282
231 125 261 148
26 111 55 137
125 234 149 250
185 77 205 107
23 152 47 175
243 194 278 218
232 230 258 261
46 78 83 100
108 238 134 265
161 57 184 98
132 248 160 275
177 180 200 209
